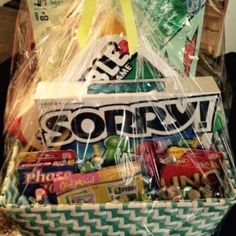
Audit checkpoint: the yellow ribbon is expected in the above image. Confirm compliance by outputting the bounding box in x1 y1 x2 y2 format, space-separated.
77 0 138 55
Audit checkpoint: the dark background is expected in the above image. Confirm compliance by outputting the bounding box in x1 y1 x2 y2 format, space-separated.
0 0 19 168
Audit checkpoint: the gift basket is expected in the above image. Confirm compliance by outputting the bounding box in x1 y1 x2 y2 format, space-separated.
1 0 236 235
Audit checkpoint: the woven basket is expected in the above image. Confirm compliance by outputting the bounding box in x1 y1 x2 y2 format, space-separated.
1 144 236 236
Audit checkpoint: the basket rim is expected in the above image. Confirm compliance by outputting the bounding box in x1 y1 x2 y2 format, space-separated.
2 197 236 212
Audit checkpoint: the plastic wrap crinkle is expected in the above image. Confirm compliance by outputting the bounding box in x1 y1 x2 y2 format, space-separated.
1 1 235 235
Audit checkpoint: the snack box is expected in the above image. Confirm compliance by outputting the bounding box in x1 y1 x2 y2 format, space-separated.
55 161 143 204
54 161 142 195
17 149 77 166
35 77 221 167
56 175 144 204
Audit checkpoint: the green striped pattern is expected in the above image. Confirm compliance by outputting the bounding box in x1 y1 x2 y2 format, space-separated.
3 200 235 236
0 145 20 204
1 143 236 235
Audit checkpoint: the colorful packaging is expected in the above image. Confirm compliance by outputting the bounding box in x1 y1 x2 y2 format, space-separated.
26 0 206 78
57 175 144 204
4 0 207 153
35 76 220 166
54 162 144 204
1 1 236 235
160 147 224 189
54 161 142 195
167 147 224 162
17 149 77 166
17 150 78 204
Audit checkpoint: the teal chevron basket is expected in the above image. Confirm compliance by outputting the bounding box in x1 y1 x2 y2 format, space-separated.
1 144 236 236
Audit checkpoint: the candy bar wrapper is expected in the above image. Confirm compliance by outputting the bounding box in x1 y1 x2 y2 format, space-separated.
17 149 76 165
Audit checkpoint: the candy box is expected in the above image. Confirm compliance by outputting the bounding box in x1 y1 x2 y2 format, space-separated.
55 161 144 204
17 149 77 166
56 175 143 204
17 150 78 204
35 76 221 166
53 161 142 196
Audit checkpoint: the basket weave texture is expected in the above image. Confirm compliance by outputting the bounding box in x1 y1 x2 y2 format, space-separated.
1 144 236 236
